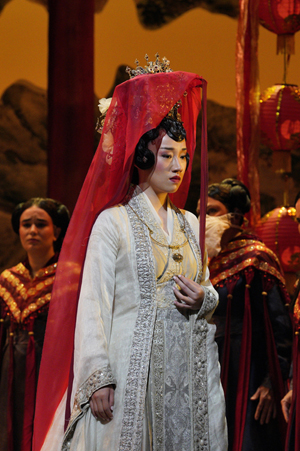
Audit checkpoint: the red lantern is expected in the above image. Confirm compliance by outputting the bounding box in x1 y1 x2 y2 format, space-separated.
256 206 300 273
259 0 300 54
260 83 300 172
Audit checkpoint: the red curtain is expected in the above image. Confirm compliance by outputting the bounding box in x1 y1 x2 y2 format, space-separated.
236 0 261 226
47 0 95 212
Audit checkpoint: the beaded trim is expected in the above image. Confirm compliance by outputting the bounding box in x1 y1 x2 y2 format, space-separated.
192 318 209 451
210 255 285 286
62 366 116 450
123 192 212 450
176 209 212 450
199 286 218 318
118 195 157 450
150 318 164 449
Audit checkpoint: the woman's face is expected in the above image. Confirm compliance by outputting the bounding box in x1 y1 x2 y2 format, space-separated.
19 206 58 256
206 197 229 216
147 134 188 195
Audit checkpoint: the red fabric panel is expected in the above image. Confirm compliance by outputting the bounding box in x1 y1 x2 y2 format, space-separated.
47 0 95 212
236 0 261 226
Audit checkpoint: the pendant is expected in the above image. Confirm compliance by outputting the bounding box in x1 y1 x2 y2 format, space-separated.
172 252 183 263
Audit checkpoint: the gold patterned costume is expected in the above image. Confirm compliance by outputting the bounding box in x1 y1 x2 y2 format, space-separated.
0 256 57 451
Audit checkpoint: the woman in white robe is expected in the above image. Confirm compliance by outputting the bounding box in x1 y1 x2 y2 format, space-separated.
33 58 227 451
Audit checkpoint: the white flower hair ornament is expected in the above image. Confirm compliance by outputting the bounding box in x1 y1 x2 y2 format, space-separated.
96 97 112 133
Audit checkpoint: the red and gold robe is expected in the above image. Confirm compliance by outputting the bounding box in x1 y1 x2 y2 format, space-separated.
0 256 58 451
209 233 292 451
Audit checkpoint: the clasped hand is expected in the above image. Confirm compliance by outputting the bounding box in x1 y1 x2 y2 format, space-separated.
173 275 204 311
89 384 114 423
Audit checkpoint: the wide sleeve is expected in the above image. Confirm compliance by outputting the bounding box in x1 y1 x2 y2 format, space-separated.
185 211 219 320
70 208 121 414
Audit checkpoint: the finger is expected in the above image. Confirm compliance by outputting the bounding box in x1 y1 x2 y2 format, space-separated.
109 388 115 410
173 292 196 311
263 403 273 424
98 392 113 421
259 402 270 424
250 391 259 401
102 398 113 420
173 276 195 298
173 287 192 305
89 398 96 417
173 297 190 311
254 396 264 421
175 274 200 291
91 390 113 421
90 397 106 421
281 401 289 422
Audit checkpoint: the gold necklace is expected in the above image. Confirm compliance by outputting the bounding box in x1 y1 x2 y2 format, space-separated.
128 203 188 263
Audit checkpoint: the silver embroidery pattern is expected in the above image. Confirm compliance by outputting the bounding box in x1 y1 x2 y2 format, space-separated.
200 286 218 318
192 318 209 451
150 318 164 450
119 194 157 451
62 366 116 449
151 308 192 450
177 209 212 450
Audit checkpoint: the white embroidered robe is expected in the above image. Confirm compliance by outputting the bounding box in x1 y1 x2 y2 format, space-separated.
45 190 227 451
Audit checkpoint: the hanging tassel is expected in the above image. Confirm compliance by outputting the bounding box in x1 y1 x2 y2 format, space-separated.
21 318 36 451
232 272 254 451
221 278 238 395
277 34 295 56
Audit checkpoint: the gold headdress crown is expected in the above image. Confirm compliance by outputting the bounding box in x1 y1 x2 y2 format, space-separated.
126 53 173 79
96 54 180 134
126 54 182 122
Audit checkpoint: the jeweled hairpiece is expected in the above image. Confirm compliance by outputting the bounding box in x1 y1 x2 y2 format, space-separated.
126 54 182 122
126 53 173 79
166 100 182 122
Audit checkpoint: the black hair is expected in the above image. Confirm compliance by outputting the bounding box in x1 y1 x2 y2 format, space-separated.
11 197 70 252
208 178 251 215
134 116 188 171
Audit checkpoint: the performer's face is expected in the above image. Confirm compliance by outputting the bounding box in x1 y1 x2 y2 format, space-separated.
206 197 228 217
147 134 188 195
19 206 59 256
296 199 300 234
